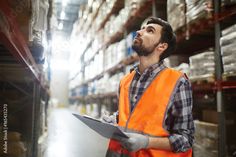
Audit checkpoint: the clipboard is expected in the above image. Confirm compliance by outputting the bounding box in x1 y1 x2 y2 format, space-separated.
72 113 128 139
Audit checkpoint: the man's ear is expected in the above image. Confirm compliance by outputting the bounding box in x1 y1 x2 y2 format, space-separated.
157 43 168 52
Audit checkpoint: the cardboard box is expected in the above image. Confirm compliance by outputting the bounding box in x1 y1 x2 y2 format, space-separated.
194 120 218 157
9 0 32 42
202 109 236 125
202 109 218 123
202 110 236 146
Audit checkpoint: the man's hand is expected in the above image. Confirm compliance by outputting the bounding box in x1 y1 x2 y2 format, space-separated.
101 111 117 124
120 132 149 152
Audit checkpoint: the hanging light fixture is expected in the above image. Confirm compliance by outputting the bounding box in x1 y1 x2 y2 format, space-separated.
60 11 66 19
62 0 69 7
58 22 63 30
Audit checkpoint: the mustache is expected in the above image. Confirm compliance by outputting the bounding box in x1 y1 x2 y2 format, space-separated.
134 36 142 42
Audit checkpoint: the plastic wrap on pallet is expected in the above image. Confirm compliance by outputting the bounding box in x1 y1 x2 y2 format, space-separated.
222 54 236 65
167 0 186 31
220 32 236 46
222 53 236 73
193 120 218 157
189 50 215 79
91 72 124 94
34 0 49 31
222 24 236 36
221 43 236 56
221 25 236 74
193 144 218 157
173 63 190 76
222 0 236 6
224 63 236 73
186 0 213 24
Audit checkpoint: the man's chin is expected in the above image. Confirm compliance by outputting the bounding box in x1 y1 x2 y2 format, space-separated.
133 48 145 56
132 42 141 50
134 49 153 57
132 45 139 53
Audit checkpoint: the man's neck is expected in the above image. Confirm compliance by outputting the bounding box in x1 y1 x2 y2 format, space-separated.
138 53 160 74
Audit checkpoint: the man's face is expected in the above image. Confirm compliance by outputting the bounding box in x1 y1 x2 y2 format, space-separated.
132 23 162 56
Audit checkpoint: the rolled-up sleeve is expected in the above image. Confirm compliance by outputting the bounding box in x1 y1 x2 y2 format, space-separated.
166 77 195 152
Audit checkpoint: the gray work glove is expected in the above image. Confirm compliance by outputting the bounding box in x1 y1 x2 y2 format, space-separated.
120 132 149 152
101 111 117 124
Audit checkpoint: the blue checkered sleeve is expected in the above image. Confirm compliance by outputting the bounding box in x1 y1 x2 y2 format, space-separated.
166 77 195 152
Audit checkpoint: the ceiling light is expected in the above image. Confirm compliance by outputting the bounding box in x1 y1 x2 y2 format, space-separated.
60 11 66 19
88 0 93 7
58 22 63 30
62 0 69 7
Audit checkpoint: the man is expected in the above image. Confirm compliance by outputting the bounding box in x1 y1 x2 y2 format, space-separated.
104 17 194 157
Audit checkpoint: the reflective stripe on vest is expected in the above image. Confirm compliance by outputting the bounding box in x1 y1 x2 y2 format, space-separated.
107 68 192 157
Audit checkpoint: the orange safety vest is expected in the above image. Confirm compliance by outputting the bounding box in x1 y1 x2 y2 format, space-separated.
106 68 192 157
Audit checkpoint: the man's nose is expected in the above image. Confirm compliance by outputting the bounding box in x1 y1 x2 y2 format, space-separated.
136 29 142 36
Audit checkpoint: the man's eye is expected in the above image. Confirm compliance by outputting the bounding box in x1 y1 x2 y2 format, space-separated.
147 29 154 33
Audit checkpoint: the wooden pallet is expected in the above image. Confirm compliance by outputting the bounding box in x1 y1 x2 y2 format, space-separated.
190 74 215 84
176 12 214 41
223 72 236 81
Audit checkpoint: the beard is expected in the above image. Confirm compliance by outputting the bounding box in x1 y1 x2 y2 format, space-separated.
132 37 160 56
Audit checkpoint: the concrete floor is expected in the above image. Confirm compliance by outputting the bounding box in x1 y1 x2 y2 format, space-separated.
45 109 109 157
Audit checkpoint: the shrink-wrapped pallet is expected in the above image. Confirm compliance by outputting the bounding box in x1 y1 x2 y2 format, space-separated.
167 0 186 31
193 120 218 157
189 50 215 79
186 0 213 24
221 24 236 75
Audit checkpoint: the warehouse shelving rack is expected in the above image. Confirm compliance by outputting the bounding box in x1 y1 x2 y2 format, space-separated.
70 53 138 101
79 0 106 35
69 0 236 156
0 1 49 157
97 0 125 32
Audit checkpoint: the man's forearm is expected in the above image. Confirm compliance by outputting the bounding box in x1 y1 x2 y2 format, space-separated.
147 137 172 151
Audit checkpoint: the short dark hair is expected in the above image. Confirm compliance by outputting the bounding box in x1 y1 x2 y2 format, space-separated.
146 17 176 60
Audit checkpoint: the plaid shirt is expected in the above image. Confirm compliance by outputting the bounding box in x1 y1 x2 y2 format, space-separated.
127 61 195 153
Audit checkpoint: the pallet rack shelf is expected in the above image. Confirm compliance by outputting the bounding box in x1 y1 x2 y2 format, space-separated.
70 0 166 91
84 0 106 33
71 1 236 98
175 4 236 55
71 53 138 91
70 91 116 101
0 2 49 157
192 80 236 91
97 0 124 32
0 1 49 91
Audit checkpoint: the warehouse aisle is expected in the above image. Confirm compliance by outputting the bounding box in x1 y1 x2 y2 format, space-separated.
45 109 109 157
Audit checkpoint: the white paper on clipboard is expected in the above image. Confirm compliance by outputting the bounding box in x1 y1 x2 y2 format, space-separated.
72 113 128 139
